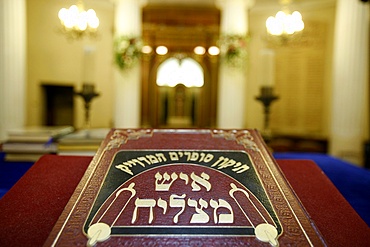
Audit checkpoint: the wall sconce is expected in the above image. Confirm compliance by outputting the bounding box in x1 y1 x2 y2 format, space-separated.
156 46 168 55
255 86 279 139
193 46 220 56
141 45 153 54
194 46 206 55
58 0 99 39
208 46 220 56
75 83 100 128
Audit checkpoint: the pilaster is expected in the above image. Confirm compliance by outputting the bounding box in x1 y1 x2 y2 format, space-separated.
330 0 369 165
216 0 254 129
0 0 26 140
113 0 147 128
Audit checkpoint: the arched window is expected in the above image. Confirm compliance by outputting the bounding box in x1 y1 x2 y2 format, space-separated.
156 57 204 88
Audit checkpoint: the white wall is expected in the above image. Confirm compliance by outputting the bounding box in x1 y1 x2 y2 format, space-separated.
26 0 115 129
247 2 336 137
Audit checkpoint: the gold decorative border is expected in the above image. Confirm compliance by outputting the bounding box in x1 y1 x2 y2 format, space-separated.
107 129 153 150
211 129 259 152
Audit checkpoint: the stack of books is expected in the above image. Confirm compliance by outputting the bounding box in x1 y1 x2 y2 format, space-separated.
2 126 74 162
57 128 110 156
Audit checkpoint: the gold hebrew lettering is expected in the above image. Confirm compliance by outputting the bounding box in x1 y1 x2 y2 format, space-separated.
122 159 145 168
179 172 189 185
190 152 199 161
199 152 206 162
157 198 167 214
115 164 133 175
122 161 133 167
137 156 151 165
130 159 145 167
155 153 167 162
155 172 179 191
211 156 229 168
210 199 234 224
169 152 179 161
184 151 192 161
232 163 250 173
217 159 236 169
169 194 186 223
146 155 159 164
188 198 210 224
204 153 214 163
190 172 211 191
132 198 156 224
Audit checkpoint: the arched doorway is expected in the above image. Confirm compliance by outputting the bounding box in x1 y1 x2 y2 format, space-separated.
140 5 220 128
141 51 218 128
156 57 204 128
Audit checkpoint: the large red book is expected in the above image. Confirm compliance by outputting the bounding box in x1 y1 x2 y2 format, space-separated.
44 129 326 246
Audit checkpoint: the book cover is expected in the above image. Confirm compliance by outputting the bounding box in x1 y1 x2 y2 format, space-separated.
7 126 74 142
58 128 110 145
4 153 45 162
2 142 58 153
44 129 326 246
56 129 109 156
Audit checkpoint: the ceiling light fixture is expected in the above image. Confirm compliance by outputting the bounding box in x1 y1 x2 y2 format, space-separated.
58 0 99 39
266 10 304 36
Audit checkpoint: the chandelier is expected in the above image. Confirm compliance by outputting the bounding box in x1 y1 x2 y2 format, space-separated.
266 9 304 36
58 0 99 39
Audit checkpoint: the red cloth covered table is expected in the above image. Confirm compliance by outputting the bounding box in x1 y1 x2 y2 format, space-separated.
0 155 369 246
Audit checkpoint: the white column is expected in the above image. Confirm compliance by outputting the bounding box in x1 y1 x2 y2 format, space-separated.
113 0 146 128
216 0 254 129
0 0 26 141
330 0 369 166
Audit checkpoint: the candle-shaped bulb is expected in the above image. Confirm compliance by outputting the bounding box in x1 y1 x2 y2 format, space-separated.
260 49 275 87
